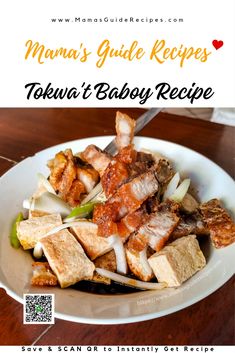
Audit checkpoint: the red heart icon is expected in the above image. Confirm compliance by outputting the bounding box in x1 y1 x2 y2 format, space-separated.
212 40 223 50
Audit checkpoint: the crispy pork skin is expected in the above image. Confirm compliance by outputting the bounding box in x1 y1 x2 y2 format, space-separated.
115 111 136 150
77 166 99 193
200 199 235 248
101 146 155 198
81 145 112 176
128 209 179 252
48 149 95 206
171 211 209 240
93 170 159 236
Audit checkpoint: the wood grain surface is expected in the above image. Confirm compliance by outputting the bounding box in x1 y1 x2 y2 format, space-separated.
0 108 234 346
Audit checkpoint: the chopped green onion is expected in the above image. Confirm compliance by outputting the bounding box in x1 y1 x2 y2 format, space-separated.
10 212 24 248
163 172 180 201
65 202 97 220
107 235 127 274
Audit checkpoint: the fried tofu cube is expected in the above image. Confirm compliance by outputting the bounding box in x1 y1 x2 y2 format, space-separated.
71 222 112 260
93 250 117 285
40 229 95 288
94 250 117 272
17 214 62 250
148 235 206 287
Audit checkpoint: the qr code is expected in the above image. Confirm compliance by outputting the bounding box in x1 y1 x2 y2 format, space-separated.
23 294 55 324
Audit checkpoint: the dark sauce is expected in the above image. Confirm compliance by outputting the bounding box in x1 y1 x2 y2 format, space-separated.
197 235 211 261
30 237 210 295
71 280 143 295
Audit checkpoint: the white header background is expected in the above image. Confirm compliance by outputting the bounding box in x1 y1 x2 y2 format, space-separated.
0 0 235 107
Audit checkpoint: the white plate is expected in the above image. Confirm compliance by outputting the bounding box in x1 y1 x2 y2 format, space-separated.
0 136 234 324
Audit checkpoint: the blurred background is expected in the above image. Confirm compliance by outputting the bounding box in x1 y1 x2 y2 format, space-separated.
164 108 235 127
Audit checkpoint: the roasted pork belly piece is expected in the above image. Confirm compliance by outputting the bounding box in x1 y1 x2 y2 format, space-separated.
17 214 62 250
116 206 148 242
128 207 179 252
77 165 99 193
93 170 159 236
48 149 88 206
116 145 137 164
71 222 112 260
115 111 136 150
101 159 129 198
93 202 119 236
155 159 174 186
101 145 155 198
126 247 154 282
171 211 209 240
58 149 77 198
81 145 112 177
158 199 180 213
111 169 159 217
136 151 155 164
47 150 68 191
121 206 147 234
40 229 95 288
31 262 58 287
145 196 159 213
66 179 86 207
148 235 206 287
200 199 235 248
92 204 147 240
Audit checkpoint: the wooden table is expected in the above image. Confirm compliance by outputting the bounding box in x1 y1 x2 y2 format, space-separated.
0 108 234 346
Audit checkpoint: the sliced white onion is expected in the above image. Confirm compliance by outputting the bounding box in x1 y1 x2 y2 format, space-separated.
163 172 180 201
81 182 103 205
37 173 56 195
33 192 71 217
45 221 96 236
33 242 43 259
94 191 107 203
95 268 166 290
23 197 36 212
23 192 71 217
170 178 191 203
23 198 32 210
108 235 127 275
139 248 153 276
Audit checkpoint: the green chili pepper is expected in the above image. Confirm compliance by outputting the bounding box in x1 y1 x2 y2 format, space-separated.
66 202 97 220
10 212 24 248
